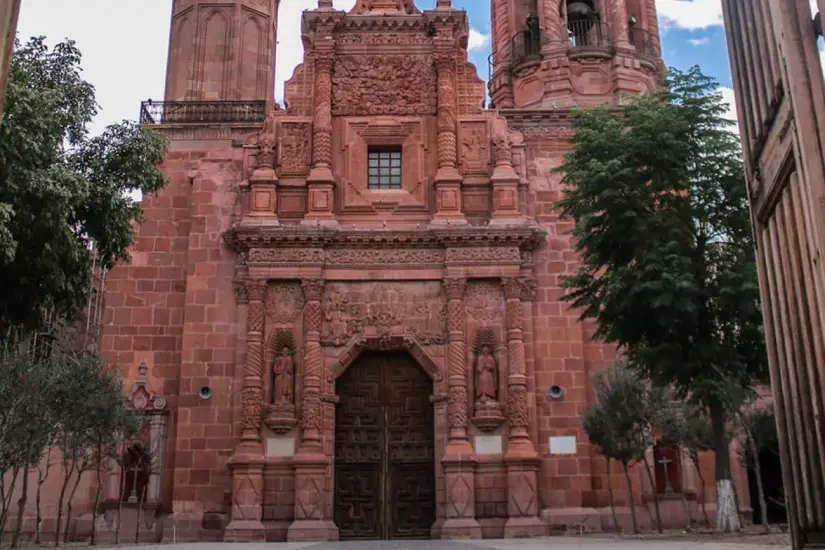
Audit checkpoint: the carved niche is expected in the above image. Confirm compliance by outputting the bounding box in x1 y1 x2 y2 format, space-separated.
459 120 490 174
332 55 436 117
322 282 446 346
279 122 311 176
265 330 299 434
471 328 505 433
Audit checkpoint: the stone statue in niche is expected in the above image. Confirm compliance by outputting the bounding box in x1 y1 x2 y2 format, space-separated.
471 329 505 433
272 346 294 405
475 345 498 404
264 331 298 434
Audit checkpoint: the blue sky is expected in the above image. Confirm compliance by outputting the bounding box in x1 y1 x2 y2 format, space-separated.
18 0 803 135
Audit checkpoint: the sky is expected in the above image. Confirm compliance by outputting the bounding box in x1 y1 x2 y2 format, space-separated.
13 0 823 137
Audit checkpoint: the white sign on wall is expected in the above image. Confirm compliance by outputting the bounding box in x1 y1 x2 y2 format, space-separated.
549 436 577 455
475 435 503 455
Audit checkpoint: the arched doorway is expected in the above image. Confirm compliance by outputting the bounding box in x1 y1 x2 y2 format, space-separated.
334 351 436 540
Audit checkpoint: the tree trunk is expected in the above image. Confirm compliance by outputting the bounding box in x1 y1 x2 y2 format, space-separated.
622 462 639 534
90 443 103 546
641 452 663 534
115 464 126 545
54 459 73 547
36 446 54 545
748 434 770 532
692 453 711 527
64 465 85 543
606 459 621 533
0 466 20 537
710 402 741 533
135 485 147 544
676 458 692 531
11 463 30 548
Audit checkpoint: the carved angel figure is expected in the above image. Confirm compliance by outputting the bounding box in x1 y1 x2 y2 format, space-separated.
272 347 294 404
475 345 498 403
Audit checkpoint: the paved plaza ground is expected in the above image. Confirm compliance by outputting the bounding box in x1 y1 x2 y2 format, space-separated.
117 535 789 550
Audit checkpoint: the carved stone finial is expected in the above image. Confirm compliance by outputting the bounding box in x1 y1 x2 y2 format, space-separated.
137 361 148 379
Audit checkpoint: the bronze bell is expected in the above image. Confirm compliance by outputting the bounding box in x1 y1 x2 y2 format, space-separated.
567 0 594 18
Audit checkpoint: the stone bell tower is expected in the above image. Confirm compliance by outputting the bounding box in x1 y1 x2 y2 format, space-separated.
164 0 280 102
489 0 663 108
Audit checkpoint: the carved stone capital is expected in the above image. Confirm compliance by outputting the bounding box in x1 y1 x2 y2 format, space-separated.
443 278 467 301
313 50 335 73
520 277 537 303
301 279 326 302
502 278 522 301
234 281 249 304
246 280 267 303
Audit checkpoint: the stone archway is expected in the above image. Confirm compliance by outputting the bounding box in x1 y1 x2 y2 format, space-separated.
333 349 436 540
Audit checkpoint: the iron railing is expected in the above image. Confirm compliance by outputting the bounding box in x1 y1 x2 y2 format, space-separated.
138 100 267 125
629 27 657 58
511 28 543 68
567 19 610 48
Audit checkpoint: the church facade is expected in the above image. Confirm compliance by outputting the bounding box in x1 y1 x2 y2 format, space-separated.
92 0 753 542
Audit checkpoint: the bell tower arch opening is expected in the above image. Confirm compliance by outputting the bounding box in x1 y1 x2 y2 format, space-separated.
333 350 436 540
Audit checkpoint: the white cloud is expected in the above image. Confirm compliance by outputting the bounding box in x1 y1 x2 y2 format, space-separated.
687 37 711 46
657 0 723 30
719 86 740 134
467 29 490 52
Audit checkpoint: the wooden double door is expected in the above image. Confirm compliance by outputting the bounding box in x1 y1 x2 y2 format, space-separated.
334 351 436 540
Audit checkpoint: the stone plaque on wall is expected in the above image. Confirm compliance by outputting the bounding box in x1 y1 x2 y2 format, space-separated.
475 434 503 455
266 432 296 457
322 282 446 346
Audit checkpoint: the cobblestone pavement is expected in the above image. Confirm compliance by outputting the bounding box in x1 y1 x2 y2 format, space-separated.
131 537 788 550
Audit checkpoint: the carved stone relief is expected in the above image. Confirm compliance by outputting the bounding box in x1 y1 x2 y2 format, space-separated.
265 330 298 434
336 32 431 45
322 282 446 346
266 283 305 326
279 123 311 175
465 280 505 326
325 249 444 266
471 328 505 433
446 247 521 264
248 248 325 264
460 122 489 173
332 55 437 116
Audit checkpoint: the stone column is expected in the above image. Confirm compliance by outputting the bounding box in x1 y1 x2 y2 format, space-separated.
288 279 337 541
440 278 482 539
501 278 545 538
225 280 267 542
490 117 522 223
541 0 563 44
431 48 466 224
246 116 279 223
147 414 167 505
610 0 630 45
303 43 337 225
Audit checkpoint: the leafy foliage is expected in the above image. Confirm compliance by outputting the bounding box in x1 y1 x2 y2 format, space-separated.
0 37 167 333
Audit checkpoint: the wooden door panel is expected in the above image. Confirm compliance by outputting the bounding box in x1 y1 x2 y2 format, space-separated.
334 352 435 540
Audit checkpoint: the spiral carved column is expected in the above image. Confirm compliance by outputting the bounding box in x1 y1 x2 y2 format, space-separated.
431 48 466 224
288 279 337 542
502 278 545 538
304 45 336 224
224 279 266 542
440 278 481 539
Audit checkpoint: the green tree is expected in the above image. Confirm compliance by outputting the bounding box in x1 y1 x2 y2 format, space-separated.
0 37 166 335
555 65 768 532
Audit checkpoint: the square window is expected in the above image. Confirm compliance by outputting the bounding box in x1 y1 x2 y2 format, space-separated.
367 147 402 190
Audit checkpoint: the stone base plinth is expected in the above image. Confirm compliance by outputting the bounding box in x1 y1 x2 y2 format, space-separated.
503 515 548 538
223 520 266 542
440 517 483 539
286 519 339 542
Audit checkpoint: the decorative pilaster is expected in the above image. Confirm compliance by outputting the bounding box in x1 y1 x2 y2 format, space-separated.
610 0 630 45
440 277 482 540
431 47 466 224
501 278 545 538
225 279 267 542
540 0 563 44
490 117 523 224
288 279 337 542
246 115 279 223
304 44 337 225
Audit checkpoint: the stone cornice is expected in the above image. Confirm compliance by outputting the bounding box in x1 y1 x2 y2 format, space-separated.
224 224 546 252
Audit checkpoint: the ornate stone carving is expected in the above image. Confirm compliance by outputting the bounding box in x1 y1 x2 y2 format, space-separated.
350 0 420 13
299 279 325 450
325 249 444 265
265 283 305 325
492 116 513 166
520 277 537 303
301 279 326 305
241 387 264 432
471 329 505 432
436 53 458 168
280 123 311 175
312 51 334 169
475 346 498 403
447 385 469 433
507 385 529 430
446 247 521 264
518 125 576 139
265 331 298 434
256 114 277 170
248 248 325 264
460 122 489 173
503 278 524 333
336 32 431 45
234 280 249 304
321 282 446 346
332 56 437 117
465 281 505 325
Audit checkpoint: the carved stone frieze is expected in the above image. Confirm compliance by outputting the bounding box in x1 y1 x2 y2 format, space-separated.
518 125 576 139
325 248 444 265
465 280 505 325
322 282 446 346
460 121 489 173
265 283 305 325
336 32 432 45
446 246 521 264
279 123 311 175
332 55 437 117
248 248 325 264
